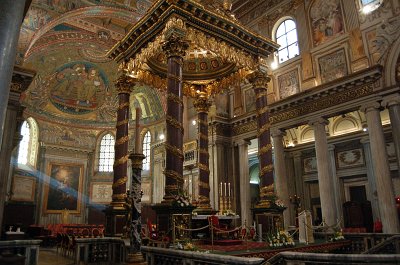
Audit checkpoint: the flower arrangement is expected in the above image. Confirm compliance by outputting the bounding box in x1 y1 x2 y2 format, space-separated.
268 230 295 248
330 229 345 241
172 194 191 207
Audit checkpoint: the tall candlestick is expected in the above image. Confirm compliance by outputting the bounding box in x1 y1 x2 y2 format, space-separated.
228 182 231 197
224 182 227 197
220 182 222 195
134 107 141 153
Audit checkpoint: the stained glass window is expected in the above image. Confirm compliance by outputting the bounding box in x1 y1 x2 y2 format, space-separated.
143 131 151 171
99 134 115 172
17 121 30 165
276 19 299 63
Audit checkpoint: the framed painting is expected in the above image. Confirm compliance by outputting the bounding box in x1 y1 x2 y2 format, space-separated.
90 182 112 204
244 88 256 112
43 162 84 214
318 48 348 83
303 157 318 173
277 69 299 100
11 175 35 202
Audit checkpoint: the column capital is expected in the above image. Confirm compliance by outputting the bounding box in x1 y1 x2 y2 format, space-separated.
193 93 211 113
162 34 189 58
382 93 400 108
360 136 370 144
270 128 286 139
360 101 381 114
309 117 329 127
247 70 270 88
327 144 335 151
235 139 251 147
115 74 136 94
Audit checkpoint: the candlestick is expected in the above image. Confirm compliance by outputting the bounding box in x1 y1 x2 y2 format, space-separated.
134 107 141 153
220 182 222 195
228 183 231 197
224 182 227 197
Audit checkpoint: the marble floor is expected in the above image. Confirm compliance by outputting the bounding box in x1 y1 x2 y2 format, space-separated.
38 248 74 265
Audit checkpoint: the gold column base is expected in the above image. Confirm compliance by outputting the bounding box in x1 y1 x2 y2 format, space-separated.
126 253 147 265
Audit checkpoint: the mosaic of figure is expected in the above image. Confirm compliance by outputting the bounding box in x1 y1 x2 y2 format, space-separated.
50 62 109 114
310 0 344 46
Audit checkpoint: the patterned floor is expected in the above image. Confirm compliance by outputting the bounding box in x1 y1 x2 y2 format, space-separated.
38 248 74 265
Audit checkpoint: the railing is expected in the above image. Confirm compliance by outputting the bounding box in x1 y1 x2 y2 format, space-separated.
74 237 127 265
0 239 41 265
141 246 265 265
314 232 395 253
364 235 400 254
266 251 400 265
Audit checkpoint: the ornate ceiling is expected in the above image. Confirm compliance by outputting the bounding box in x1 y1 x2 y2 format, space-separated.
20 0 165 128
19 0 269 129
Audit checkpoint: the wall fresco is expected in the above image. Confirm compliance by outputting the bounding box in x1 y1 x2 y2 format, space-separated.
310 0 345 46
278 69 299 100
318 49 348 83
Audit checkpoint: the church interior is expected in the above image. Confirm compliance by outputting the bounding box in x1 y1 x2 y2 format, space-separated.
1 0 400 264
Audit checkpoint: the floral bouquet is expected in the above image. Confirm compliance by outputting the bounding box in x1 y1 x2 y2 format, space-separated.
268 230 295 248
330 229 345 241
172 194 191 207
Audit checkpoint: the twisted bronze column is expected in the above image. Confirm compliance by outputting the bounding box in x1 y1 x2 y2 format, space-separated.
112 74 135 207
193 86 212 212
248 70 275 208
162 34 189 202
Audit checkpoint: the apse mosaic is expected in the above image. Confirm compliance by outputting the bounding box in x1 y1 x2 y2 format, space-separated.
50 61 109 114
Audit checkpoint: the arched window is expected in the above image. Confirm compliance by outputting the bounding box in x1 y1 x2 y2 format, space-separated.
276 19 299 63
143 131 151 171
99 133 115 172
360 0 381 13
17 121 30 165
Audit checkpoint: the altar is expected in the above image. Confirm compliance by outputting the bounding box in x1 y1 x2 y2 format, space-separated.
191 214 240 239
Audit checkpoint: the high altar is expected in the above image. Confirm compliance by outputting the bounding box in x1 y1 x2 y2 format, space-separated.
106 0 281 252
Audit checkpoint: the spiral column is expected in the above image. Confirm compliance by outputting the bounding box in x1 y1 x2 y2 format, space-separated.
248 70 275 208
105 74 134 236
162 33 189 203
193 86 213 213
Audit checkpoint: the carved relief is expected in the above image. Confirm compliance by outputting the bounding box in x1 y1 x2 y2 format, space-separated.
371 17 400 63
278 69 299 100
336 148 364 168
310 0 345 46
318 48 348 83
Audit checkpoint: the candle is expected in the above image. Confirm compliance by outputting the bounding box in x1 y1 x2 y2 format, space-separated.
224 182 227 197
220 182 222 195
134 107 141 153
228 183 231 197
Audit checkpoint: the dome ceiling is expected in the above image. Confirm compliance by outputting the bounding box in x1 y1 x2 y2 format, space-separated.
19 0 164 128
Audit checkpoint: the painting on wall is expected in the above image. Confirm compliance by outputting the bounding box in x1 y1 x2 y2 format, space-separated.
303 157 318 173
278 69 299 100
43 162 84 214
245 88 256 112
336 148 365 169
11 175 36 202
90 182 113 204
318 49 348 83
310 0 345 46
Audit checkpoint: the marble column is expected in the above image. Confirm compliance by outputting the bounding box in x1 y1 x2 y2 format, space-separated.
309 118 337 227
292 151 309 211
112 74 134 206
105 74 134 236
193 85 212 213
237 140 251 225
360 137 380 221
327 144 342 222
0 0 27 149
162 30 189 202
271 129 290 228
248 71 275 207
361 102 400 233
382 94 400 177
